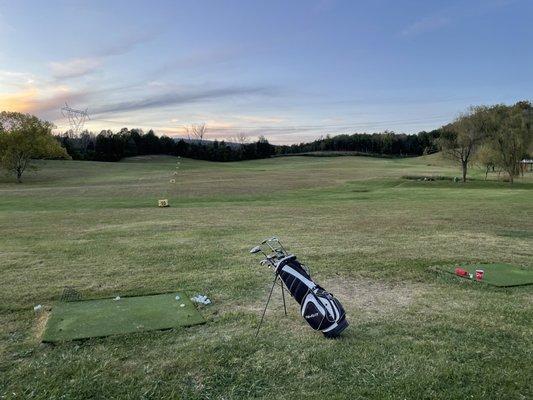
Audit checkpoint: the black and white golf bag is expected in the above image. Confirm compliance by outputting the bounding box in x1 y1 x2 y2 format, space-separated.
276 254 348 337
251 238 348 338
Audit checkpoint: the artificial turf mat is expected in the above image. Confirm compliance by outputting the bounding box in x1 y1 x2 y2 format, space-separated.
436 263 533 287
42 292 205 342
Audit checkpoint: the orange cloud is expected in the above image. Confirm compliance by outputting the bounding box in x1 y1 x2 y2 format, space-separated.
0 88 39 113
0 78 85 122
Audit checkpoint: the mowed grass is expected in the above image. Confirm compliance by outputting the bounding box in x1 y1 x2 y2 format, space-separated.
0 154 532 399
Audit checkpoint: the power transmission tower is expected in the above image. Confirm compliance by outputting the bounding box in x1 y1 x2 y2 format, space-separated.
61 102 90 135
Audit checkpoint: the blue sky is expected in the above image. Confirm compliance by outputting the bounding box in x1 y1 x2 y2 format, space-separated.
0 0 531 144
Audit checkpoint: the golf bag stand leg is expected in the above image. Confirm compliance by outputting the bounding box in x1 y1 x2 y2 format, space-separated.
256 272 283 337
280 278 287 316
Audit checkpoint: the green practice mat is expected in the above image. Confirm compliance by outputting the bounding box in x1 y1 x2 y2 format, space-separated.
436 263 533 287
42 292 205 342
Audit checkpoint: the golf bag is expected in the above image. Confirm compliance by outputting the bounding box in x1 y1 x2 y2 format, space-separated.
251 238 348 338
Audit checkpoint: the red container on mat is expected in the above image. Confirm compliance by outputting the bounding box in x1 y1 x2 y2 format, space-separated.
475 269 484 281
455 267 469 277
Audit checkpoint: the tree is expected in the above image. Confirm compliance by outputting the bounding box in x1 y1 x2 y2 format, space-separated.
0 112 70 182
231 132 249 144
95 130 122 161
486 102 533 183
475 144 498 180
124 136 139 158
175 139 189 156
186 123 207 142
141 129 161 154
79 130 96 159
256 135 274 158
159 135 175 155
438 106 490 182
417 129 441 155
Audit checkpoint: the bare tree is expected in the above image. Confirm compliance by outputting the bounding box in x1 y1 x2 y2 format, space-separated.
230 132 249 145
185 123 207 142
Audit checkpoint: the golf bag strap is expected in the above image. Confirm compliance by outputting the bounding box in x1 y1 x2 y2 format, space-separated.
279 265 316 291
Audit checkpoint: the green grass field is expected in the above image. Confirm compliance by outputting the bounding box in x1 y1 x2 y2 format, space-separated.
1 154 532 399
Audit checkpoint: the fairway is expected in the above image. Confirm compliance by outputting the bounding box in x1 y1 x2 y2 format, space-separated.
1 155 532 399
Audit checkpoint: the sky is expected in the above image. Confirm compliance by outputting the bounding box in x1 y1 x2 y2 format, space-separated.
0 0 531 144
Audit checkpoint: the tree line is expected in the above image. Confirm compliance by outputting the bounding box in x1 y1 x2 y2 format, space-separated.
57 127 442 163
58 128 276 162
277 130 441 157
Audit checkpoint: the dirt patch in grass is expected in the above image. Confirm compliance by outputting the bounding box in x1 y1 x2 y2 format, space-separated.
235 277 429 323
323 277 430 320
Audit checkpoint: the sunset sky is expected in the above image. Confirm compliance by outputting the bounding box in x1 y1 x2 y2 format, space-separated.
0 0 531 144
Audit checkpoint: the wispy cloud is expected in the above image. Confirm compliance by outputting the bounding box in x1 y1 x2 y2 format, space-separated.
92 85 278 115
49 58 102 79
400 0 520 37
95 30 159 58
401 16 450 37
151 48 242 77
48 29 161 80
0 70 37 88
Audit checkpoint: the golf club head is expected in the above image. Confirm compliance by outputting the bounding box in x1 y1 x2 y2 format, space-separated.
250 246 262 254
262 236 279 244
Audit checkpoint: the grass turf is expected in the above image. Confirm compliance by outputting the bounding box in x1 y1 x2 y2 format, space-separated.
436 263 533 287
0 154 532 399
42 293 205 342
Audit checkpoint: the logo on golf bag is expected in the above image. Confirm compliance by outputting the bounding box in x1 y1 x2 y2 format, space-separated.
300 289 344 332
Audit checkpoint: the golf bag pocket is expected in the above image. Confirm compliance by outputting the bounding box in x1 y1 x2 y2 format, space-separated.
301 290 345 332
